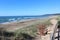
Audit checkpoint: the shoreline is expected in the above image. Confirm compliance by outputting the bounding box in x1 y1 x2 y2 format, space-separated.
1 18 37 24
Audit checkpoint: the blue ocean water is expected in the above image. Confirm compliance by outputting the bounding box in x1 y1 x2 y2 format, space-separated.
0 16 40 23
0 16 48 23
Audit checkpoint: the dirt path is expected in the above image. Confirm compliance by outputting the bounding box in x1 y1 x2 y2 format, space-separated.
35 18 58 40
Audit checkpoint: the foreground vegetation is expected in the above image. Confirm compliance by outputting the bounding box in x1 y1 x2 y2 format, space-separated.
13 19 52 40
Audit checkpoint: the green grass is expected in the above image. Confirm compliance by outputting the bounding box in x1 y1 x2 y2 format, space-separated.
9 18 52 40
15 24 38 38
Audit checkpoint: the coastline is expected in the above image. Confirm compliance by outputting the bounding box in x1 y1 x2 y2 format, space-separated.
1 18 37 24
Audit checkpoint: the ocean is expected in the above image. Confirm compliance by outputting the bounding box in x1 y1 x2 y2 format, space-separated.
0 16 49 23
0 16 40 23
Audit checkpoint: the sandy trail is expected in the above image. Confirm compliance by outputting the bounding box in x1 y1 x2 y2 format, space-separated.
35 17 58 40
41 19 58 40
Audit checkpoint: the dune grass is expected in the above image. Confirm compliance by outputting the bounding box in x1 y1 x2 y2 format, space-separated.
14 19 52 38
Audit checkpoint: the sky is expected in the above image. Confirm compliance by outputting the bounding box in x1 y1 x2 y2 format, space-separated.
0 0 60 16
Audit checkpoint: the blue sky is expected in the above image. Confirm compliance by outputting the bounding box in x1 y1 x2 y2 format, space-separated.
0 0 60 16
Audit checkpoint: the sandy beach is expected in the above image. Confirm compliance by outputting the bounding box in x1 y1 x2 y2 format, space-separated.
0 19 40 32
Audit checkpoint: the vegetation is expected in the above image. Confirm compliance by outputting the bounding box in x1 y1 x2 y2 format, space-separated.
15 24 37 37
56 15 60 21
13 19 52 40
40 19 52 27
13 24 38 40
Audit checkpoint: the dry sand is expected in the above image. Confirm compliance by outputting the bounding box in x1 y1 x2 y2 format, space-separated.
0 19 40 32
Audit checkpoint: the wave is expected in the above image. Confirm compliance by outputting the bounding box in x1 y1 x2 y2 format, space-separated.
0 16 48 23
